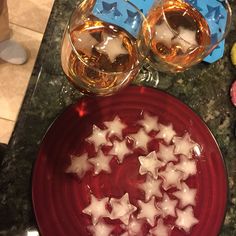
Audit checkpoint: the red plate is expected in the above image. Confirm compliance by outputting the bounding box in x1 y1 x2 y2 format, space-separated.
32 86 227 236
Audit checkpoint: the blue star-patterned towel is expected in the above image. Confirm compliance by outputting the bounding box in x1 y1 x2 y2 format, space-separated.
92 0 228 63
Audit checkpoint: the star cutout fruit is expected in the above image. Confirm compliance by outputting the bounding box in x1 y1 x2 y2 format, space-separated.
66 154 92 179
173 183 197 208
104 116 126 139
137 196 161 226
138 113 159 133
110 193 137 225
158 193 178 218
139 175 162 201
122 215 143 236
149 219 171 236
88 150 112 175
129 128 151 151
86 125 110 151
109 139 131 163
82 195 109 225
87 220 114 236
95 32 128 63
159 162 183 190
156 143 177 164
138 151 163 179
156 123 176 144
175 206 199 233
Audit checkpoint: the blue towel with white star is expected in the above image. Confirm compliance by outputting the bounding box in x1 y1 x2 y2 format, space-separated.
92 0 228 63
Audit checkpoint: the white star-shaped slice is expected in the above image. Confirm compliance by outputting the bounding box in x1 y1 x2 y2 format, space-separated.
109 139 131 163
129 128 151 151
88 150 112 175
86 125 110 151
139 175 162 201
156 143 177 164
87 220 114 236
158 193 178 218
137 196 161 226
72 30 98 57
110 193 137 225
175 155 197 180
104 116 126 139
122 215 143 236
173 133 199 157
66 154 92 179
149 219 171 236
159 162 183 190
138 151 163 179
175 206 199 233
138 113 159 133
156 123 176 144
95 32 128 63
82 195 109 225
173 182 197 208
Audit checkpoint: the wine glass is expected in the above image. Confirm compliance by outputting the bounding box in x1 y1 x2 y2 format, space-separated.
61 0 150 96
140 0 232 74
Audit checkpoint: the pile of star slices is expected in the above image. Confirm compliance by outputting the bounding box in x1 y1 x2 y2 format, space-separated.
66 113 201 236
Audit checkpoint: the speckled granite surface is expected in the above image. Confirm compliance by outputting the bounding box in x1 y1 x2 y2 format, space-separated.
0 0 235 235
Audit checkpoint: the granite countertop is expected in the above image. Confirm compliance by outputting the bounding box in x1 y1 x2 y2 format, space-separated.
0 0 235 235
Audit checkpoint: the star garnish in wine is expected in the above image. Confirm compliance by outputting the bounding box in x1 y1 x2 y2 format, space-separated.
149 219 171 236
138 113 159 133
173 133 198 157
88 150 112 175
159 162 183 190
110 193 137 225
156 123 177 144
137 196 161 227
138 151 163 179
86 125 110 151
82 195 110 225
139 175 162 201
173 183 197 208
95 32 128 63
122 215 143 236
175 206 199 233
156 143 177 164
109 139 131 163
158 193 178 218
87 220 114 236
104 116 126 140
129 128 151 151
66 154 92 179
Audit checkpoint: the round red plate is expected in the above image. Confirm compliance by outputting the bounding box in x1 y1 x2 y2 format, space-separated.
32 86 227 236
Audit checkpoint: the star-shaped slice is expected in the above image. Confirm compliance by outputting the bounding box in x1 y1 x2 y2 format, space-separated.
156 143 177 164
86 125 110 151
129 128 151 151
65 153 92 179
82 194 110 225
139 175 162 201
175 155 197 180
173 133 199 157
110 193 137 225
109 139 131 164
138 151 163 179
159 162 183 190
72 30 98 57
95 32 128 63
173 183 197 208
156 123 176 144
104 116 126 140
138 113 159 133
172 26 198 53
88 150 112 175
137 196 161 227
157 193 178 218
122 215 143 236
175 206 199 233
149 219 172 236
87 220 114 236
